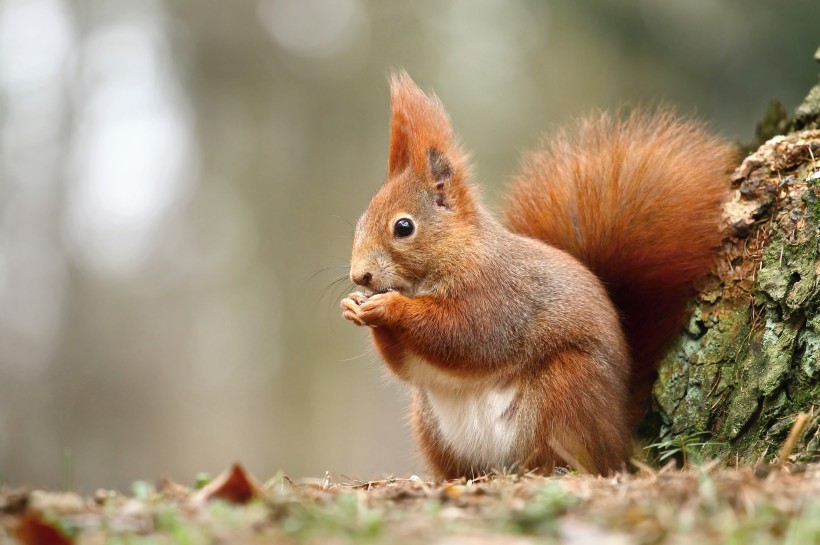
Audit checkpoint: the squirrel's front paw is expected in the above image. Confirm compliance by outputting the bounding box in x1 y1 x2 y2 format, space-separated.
341 292 370 326
359 291 404 327
341 291 403 327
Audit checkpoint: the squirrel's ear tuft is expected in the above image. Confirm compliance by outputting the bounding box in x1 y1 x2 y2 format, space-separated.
428 148 453 208
387 71 454 178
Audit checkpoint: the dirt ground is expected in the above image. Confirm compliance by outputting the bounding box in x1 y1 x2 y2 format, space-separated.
2 461 819 544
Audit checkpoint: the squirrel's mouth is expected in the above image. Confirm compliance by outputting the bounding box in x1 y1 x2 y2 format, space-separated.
361 274 416 297
364 286 413 297
364 287 396 296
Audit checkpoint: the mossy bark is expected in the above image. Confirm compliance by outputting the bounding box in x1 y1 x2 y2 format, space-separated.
649 78 820 465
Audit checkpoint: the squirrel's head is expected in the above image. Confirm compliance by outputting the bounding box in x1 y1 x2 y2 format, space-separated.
350 71 478 297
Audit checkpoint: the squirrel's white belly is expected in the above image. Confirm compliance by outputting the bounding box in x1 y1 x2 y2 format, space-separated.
405 354 520 470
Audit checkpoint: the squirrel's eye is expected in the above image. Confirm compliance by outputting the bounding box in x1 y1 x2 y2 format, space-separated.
394 218 415 238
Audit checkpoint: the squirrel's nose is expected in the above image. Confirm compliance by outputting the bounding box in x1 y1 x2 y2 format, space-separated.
352 271 372 287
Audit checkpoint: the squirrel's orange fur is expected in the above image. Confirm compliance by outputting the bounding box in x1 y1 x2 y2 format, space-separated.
341 72 735 479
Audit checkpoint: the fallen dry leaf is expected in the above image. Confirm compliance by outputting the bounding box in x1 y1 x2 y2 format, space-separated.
15 515 73 545
190 463 262 507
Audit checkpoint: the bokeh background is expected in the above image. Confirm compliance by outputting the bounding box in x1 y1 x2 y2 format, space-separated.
0 0 817 492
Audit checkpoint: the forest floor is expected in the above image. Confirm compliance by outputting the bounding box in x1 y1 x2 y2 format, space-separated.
2 461 819 545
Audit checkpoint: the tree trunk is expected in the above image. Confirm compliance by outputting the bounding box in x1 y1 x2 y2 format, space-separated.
649 70 820 465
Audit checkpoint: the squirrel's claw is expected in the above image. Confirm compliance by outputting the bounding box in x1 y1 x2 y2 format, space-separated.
341 292 370 326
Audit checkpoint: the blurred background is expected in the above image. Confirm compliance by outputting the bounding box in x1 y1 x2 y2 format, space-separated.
0 0 817 492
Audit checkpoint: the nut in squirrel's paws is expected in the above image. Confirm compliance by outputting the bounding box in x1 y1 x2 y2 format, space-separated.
341 291 402 327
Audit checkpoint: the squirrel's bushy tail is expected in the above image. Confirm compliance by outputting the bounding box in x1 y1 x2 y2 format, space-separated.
503 109 736 423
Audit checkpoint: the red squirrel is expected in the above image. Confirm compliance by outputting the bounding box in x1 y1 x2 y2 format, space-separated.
341 71 735 478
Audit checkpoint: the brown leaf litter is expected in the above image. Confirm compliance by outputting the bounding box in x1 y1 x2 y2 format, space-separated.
1 462 818 544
